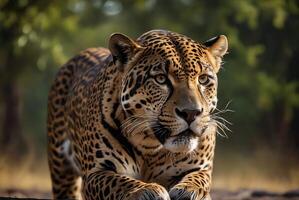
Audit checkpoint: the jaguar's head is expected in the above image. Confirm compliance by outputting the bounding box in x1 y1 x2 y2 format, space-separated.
109 30 228 154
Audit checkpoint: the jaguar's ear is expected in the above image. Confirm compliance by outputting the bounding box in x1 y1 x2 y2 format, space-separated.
204 35 228 72
109 33 144 70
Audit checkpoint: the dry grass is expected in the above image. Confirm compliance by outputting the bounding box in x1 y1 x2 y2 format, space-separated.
213 166 299 192
0 153 51 192
213 148 299 192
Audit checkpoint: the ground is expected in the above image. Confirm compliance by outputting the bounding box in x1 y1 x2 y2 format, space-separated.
1 188 299 200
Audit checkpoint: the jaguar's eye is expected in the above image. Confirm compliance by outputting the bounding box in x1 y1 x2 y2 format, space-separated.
155 74 167 84
198 74 210 85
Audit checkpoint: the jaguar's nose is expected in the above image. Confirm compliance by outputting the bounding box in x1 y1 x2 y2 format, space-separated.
175 108 203 125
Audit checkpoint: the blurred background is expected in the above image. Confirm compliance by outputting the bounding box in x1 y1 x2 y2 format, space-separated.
0 0 298 195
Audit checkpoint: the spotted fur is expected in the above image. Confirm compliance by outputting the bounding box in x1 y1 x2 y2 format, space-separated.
47 30 228 200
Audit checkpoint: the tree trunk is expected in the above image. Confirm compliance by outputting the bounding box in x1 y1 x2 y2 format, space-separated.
276 106 291 151
0 80 25 156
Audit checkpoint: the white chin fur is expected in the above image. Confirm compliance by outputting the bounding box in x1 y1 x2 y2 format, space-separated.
164 136 198 153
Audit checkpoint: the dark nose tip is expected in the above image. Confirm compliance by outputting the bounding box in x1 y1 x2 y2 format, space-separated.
175 108 203 125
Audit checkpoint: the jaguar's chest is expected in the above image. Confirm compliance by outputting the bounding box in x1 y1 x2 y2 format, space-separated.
139 144 215 189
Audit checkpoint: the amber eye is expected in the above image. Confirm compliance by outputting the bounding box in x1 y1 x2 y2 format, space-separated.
155 74 167 84
198 75 210 85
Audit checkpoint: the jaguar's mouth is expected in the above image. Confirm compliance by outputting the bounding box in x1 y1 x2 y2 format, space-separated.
177 128 195 137
175 125 208 138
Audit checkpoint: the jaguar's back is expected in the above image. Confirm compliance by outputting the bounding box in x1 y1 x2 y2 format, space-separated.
47 47 112 199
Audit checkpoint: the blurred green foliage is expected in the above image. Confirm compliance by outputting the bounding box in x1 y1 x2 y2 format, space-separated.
0 0 298 157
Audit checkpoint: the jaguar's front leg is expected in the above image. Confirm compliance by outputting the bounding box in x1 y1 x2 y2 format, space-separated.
169 169 212 200
82 170 170 200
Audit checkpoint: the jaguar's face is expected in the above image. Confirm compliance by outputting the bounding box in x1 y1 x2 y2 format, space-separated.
110 30 228 153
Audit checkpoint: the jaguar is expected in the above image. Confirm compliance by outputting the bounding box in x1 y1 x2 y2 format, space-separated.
47 29 228 200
